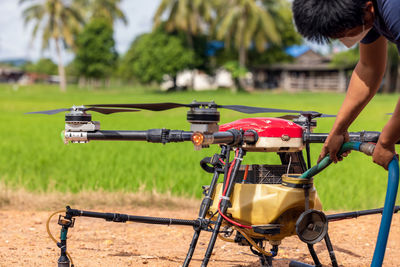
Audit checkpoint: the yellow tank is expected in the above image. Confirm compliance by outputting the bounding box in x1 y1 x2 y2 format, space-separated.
208 174 322 241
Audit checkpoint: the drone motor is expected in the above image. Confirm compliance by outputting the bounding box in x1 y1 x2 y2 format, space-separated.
187 101 220 149
64 106 100 143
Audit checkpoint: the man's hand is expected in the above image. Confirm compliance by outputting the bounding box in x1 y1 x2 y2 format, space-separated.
318 131 350 163
373 140 396 170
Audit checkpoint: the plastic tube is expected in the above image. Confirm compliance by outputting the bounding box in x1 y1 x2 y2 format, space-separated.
371 156 399 267
300 141 361 179
234 227 274 257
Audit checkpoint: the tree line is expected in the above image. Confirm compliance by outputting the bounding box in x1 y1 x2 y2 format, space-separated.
20 0 301 91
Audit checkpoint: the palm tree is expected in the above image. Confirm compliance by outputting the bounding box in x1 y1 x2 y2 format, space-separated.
216 0 280 68
153 0 213 46
20 0 84 92
153 0 214 89
77 0 127 26
383 43 399 93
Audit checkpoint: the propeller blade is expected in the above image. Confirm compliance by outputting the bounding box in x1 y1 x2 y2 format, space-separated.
26 107 141 115
278 113 336 120
87 102 190 111
220 105 303 114
319 114 336 118
26 108 72 115
86 107 141 115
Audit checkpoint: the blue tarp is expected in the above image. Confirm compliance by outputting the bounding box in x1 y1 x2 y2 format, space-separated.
284 45 310 58
206 41 310 58
206 41 225 56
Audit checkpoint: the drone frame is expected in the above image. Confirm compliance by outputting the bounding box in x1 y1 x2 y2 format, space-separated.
55 128 400 267
27 102 399 267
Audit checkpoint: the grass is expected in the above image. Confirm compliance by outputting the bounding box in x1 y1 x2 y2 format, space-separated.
0 181 199 211
0 83 398 210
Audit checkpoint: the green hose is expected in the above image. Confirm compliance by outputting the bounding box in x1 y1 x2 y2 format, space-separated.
300 141 361 179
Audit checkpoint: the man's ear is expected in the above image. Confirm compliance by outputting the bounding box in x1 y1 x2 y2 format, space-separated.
364 1 375 27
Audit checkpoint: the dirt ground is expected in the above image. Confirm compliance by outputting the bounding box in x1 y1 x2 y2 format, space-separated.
0 202 400 267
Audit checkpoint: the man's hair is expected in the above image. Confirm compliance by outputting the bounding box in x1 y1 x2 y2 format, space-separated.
292 0 369 43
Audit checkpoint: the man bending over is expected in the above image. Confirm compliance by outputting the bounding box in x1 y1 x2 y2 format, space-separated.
292 0 400 169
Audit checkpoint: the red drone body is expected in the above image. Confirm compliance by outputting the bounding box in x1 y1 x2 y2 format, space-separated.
220 117 304 152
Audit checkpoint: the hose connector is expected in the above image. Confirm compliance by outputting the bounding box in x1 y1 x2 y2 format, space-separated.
359 142 375 156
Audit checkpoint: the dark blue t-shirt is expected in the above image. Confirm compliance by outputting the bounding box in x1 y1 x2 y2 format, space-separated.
361 0 400 51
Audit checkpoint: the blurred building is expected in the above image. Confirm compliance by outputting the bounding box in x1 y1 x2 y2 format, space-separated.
0 66 24 83
252 46 353 92
161 68 234 91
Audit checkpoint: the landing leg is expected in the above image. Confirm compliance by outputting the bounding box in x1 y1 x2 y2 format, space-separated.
307 244 322 267
183 146 228 267
259 255 273 267
201 148 245 266
324 233 338 267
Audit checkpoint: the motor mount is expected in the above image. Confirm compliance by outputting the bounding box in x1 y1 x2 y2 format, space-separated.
186 101 220 133
64 106 100 143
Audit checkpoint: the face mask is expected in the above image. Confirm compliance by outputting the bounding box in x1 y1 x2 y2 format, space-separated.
339 25 370 48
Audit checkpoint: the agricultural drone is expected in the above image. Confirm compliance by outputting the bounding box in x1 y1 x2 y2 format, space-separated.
29 101 400 267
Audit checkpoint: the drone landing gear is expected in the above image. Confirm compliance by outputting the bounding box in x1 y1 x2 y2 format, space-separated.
183 147 228 267
201 148 246 267
184 146 280 267
289 233 338 267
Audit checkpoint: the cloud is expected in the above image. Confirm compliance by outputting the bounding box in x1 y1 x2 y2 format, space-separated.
0 0 161 62
115 0 161 55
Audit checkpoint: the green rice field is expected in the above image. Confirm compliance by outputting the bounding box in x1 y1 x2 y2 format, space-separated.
0 84 398 210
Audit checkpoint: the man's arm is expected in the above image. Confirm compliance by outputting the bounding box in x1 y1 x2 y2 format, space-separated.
319 36 387 163
373 99 400 169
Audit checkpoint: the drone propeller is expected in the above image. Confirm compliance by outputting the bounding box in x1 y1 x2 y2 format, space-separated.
87 101 333 116
26 108 73 115
86 102 191 111
28 101 335 118
26 106 141 115
219 105 302 114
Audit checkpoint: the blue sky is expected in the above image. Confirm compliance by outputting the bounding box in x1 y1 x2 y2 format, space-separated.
0 0 161 62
